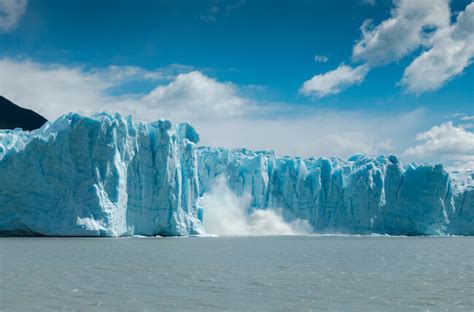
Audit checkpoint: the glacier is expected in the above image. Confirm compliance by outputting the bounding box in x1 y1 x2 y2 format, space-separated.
0 112 472 236
198 148 473 236
0 113 203 236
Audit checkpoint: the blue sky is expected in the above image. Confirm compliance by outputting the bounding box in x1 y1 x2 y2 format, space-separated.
2 0 472 109
0 0 473 171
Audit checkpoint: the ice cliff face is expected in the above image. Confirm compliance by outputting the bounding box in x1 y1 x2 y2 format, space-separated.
449 184 474 235
197 148 473 236
0 113 472 236
0 113 203 236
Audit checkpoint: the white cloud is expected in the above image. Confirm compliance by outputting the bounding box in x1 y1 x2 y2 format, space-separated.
404 122 474 172
461 115 474 121
401 3 474 93
353 0 450 66
0 59 113 119
93 65 166 82
314 54 329 63
0 58 434 159
300 64 369 97
0 0 28 32
404 122 474 157
302 0 473 97
140 71 251 121
0 58 252 122
197 108 429 158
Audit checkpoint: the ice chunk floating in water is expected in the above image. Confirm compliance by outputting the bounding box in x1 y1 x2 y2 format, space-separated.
0 113 472 236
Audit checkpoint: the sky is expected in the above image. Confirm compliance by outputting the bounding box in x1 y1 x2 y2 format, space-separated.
0 0 473 172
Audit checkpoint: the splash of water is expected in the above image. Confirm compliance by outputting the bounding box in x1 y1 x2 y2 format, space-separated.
199 176 311 236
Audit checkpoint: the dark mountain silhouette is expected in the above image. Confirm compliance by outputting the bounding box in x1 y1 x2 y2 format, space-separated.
0 96 47 131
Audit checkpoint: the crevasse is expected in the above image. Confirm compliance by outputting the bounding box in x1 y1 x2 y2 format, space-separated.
0 113 472 236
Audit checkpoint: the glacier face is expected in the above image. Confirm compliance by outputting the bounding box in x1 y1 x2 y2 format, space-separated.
0 113 203 236
0 113 472 236
197 148 473 236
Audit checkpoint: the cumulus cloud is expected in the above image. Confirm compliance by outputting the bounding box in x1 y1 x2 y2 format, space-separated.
404 122 474 157
299 64 369 97
0 59 113 118
302 0 474 97
0 0 28 32
401 3 474 93
140 71 250 121
404 122 474 172
0 58 249 122
353 0 450 66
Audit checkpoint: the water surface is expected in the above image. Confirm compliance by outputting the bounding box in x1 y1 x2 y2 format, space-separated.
1 236 473 311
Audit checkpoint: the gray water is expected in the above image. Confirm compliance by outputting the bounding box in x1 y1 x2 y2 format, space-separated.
0 236 473 311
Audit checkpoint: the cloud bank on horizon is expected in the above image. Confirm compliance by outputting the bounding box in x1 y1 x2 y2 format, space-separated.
1 57 472 173
0 0 473 173
301 0 474 97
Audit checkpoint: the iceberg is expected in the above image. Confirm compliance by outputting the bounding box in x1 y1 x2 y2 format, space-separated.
0 113 472 236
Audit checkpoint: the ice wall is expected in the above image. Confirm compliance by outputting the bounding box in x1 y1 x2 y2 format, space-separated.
0 113 472 236
449 185 474 235
0 113 204 236
197 148 473 235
